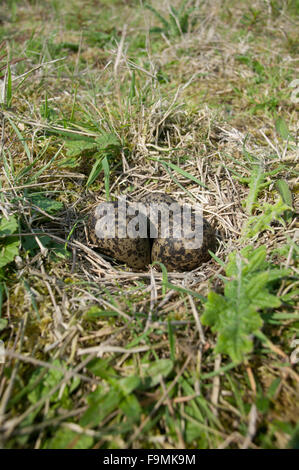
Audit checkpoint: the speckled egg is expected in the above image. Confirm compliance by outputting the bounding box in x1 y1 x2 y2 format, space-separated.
87 200 151 270
139 192 177 238
140 192 216 272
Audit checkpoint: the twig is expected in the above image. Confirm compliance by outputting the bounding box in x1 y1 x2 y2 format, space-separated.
241 404 258 449
3 350 96 384
188 294 206 344
211 354 221 416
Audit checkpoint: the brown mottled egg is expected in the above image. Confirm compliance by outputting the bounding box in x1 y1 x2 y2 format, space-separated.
87 200 151 270
139 192 177 238
151 212 216 272
140 192 216 272
139 193 177 207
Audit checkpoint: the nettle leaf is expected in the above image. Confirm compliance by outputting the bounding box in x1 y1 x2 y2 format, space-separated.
202 245 289 363
201 291 224 329
215 315 256 362
64 139 97 157
58 156 81 168
243 198 290 239
29 194 63 214
245 165 265 215
95 133 120 152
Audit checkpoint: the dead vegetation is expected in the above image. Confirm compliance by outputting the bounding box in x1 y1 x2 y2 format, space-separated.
0 0 298 449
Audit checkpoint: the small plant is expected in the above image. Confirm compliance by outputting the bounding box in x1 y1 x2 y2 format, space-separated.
64 132 121 198
145 1 196 37
201 245 289 363
240 7 263 27
243 197 291 239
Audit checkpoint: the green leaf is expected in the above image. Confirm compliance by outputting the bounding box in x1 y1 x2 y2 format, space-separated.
289 423 299 449
85 134 119 188
140 359 173 388
149 26 165 34
86 156 103 187
275 179 293 223
0 238 20 268
245 165 265 215
226 245 267 277
80 387 122 427
84 306 118 320
168 319 176 361
215 313 258 363
275 180 293 207
275 117 289 140
120 394 141 422
243 198 290 238
45 429 93 449
28 194 63 214
116 376 140 395
201 291 225 329
166 281 206 302
64 139 97 157
22 233 69 259
58 156 81 168
169 9 181 36
0 215 18 237
0 318 8 330
95 133 120 152
86 358 116 379
27 360 78 405
202 245 289 363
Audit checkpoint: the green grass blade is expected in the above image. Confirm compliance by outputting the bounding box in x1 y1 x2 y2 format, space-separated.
152 157 208 189
275 179 293 207
6 63 12 107
86 156 103 188
102 155 110 201
245 165 264 215
7 116 31 161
